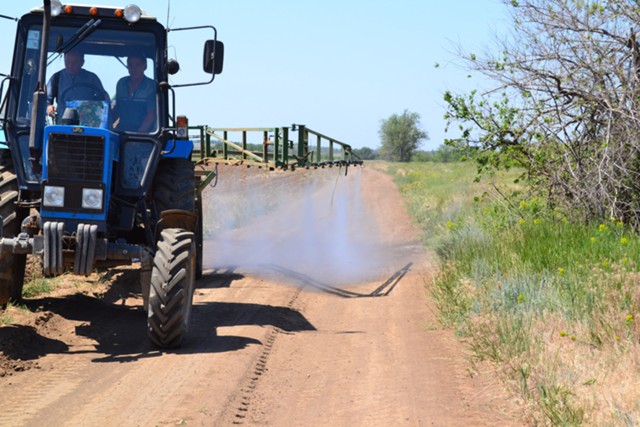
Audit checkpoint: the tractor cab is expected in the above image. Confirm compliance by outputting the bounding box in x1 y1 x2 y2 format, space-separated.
4 4 168 192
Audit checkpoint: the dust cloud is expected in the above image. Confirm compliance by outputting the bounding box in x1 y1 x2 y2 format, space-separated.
201 165 400 288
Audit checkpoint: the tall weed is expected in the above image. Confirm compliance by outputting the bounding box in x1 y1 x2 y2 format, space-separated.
388 161 640 425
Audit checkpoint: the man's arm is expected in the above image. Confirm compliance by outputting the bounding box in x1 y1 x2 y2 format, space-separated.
45 71 58 117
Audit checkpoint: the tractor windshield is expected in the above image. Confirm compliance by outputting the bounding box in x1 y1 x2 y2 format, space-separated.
16 23 159 134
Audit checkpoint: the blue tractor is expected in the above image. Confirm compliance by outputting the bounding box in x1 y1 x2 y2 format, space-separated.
0 1 223 347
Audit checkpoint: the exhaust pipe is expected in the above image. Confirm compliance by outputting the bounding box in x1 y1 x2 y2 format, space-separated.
28 0 51 173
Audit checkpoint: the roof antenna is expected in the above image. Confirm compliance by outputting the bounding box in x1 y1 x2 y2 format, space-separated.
0 14 18 22
166 0 171 28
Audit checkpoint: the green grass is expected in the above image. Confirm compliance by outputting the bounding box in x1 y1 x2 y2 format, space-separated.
21 277 57 298
386 161 640 426
0 313 13 325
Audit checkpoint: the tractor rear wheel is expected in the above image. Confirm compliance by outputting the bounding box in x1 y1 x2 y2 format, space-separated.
147 228 196 348
153 158 195 213
0 151 26 308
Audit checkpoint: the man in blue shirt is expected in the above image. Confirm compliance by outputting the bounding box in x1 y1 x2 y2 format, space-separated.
46 50 108 121
112 54 156 133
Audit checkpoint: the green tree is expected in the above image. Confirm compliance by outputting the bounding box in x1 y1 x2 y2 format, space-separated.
353 146 377 160
379 110 428 162
445 0 640 227
425 144 469 163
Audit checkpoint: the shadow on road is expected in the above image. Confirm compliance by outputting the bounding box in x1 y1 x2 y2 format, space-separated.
200 267 245 289
1 269 314 365
262 262 413 298
0 324 69 361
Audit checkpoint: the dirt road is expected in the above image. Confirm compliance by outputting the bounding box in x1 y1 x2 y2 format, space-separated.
0 166 521 426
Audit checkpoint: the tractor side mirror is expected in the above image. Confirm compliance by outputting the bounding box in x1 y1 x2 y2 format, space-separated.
167 59 180 75
203 40 224 75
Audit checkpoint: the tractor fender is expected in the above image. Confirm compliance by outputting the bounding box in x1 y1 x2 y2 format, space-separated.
157 209 197 234
162 139 193 159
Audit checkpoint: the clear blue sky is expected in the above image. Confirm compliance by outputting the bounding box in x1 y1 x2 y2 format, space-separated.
0 1 508 150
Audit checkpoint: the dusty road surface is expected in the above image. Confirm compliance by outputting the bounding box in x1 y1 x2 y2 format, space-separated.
0 165 522 426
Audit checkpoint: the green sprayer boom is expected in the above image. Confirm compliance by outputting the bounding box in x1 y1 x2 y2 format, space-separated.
190 124 363 172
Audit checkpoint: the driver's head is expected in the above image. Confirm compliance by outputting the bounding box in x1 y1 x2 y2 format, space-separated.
127 54 147 79
64 50 84 75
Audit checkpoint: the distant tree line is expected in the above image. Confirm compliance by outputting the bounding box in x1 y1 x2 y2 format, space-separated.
353 144 467 163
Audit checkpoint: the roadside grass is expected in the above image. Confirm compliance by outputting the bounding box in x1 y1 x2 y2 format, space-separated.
0 312 13 325
0 302 32 325
1 258 57 321
21 257 60 298
21 277 56 299
387 161 640 426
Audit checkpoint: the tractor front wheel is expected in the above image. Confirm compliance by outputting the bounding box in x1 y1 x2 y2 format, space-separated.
147 228 196 348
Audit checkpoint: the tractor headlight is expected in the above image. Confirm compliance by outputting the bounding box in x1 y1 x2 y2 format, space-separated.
82 188 103 210
51 0 63 17
43 186 65 207
123 4 142 22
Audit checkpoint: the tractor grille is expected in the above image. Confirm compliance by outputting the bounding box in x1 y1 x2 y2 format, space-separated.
47 133 105 182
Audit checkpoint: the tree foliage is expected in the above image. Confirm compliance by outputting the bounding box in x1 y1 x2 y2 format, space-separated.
353 146 378 160
379 110 428 162
444 0 640 226
416 145 469 163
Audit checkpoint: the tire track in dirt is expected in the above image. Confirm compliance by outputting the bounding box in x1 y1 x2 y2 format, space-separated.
0 306 127 426
62 351 213 427
221 285 305 425
231 327 278 425
0 358 83 426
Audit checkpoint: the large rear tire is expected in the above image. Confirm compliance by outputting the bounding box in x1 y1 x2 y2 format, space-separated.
147 228 196 348
153 158 195 213
0 151 26 308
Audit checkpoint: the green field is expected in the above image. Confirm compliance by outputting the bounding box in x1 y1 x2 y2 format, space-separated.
387 161 640 426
